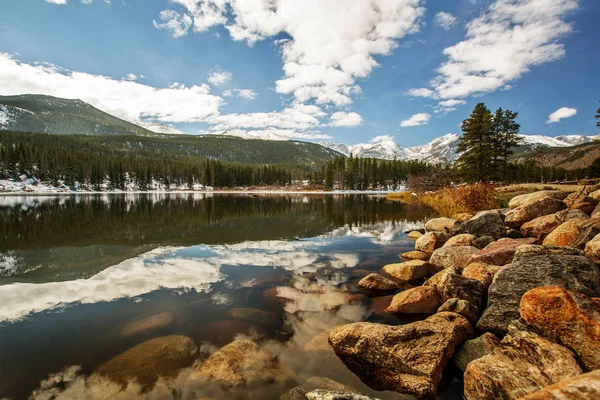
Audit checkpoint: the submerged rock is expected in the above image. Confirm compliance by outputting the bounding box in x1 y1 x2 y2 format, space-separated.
452 212 506 239
520 286 600 371
328 312 473 399
94 335 197 390
425 217 459 232
227 308 280 327
415 231 449 254
121 311 173 337
280 377 358 400
305 390 380 400
519 370 600 400
429 246 479 271
508 190 567 209
504 198 566 228
477 251 600 335
382 260 429 282
386 286 440 315
357 273 400 295
453 332 500 372
464 327 582 400
467 238 537 266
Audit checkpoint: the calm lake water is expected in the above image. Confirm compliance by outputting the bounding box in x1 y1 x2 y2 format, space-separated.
0 193 435 400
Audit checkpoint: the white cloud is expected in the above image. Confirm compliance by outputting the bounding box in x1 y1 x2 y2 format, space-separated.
157 0 426 106
207 71 232 86
223 88 257 100
123 73 138 81
406 87 436 98
400 112 430 127
434 98 466 113
371 135 395 143
547 107 577 124
207 104 325 132
153 9 193 38
329 112 363 127
0 53 223 124
434 12 457 30
408 0 578 100
45 0 67 4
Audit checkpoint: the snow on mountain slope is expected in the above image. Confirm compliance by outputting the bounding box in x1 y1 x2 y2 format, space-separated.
404 133 461 164
555 135 600 146
138 122 187 135
218 129 291 141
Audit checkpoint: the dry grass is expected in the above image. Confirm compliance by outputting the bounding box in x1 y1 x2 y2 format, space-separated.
388 184 505 217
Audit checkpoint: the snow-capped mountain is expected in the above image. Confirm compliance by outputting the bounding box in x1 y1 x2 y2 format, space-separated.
218 129 291 141
138 122 187 135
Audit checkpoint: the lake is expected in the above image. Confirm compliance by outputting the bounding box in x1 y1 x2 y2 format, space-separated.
0 193 435 400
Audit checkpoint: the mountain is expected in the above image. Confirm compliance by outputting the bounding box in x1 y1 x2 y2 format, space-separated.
511 140 600 171
319 133 600 164
0 94 155 136
138 122 187 135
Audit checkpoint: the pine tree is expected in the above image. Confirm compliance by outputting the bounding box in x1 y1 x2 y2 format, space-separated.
596 106 600 130
457 103 495 182
492 107 521 182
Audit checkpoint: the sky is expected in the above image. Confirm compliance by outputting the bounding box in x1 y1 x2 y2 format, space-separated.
0 0 599 146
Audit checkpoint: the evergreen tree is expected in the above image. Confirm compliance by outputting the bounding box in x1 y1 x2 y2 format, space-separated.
457 103 495 182
596 106 600 130
492 107 521 182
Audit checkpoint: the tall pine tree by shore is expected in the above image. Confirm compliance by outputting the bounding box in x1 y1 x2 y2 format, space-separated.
492 107 521 182
457 103 495 182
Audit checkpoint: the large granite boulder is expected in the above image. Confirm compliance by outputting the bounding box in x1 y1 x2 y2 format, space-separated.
467 238 537 266
520 286 600 371
453 332 500 372
508 190 567 209
328 312 473 399
400 250 429 261
504 198 566 228
386 286 441 315
382 260 429 282
520 209 590 240
415 231 449 255
191 339 291 389
443 234 478 248
407 231 424 240
429 246 479 271
462 262 494 293
94 335 197 389
425 217 459 232
439 273 484 310
477 249 600 335
519 370 600 399
357 273 400 295
464 327 582 400
542 218 600 249
585 232 600 263
452 212 506 240
437 298 479 325
423 267 460 295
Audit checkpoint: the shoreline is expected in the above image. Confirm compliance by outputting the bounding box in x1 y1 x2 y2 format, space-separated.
0 189 400 197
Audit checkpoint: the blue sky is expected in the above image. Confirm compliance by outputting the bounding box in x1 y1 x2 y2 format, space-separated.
0 0 598 146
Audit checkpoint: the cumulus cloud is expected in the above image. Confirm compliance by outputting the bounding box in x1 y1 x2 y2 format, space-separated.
156 0 426 106
0 53 223 124
547 107 577 124
329 111 363 127
207 71 232 86
223 88 257 100
434 12 457 30
400 112 430 127
207 104 325 132
370 135 395 143
153 9 193 38
435 98 466 113
123 73 138 81
408 0 578 100
45 0 67 3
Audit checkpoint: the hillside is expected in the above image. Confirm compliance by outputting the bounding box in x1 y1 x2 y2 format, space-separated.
0 94 155 136
511 140 600 170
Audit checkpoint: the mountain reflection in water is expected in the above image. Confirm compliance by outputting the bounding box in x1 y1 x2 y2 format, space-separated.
0 193 433 400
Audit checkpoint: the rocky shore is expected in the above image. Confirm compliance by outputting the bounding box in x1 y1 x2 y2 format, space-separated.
329 187 600 399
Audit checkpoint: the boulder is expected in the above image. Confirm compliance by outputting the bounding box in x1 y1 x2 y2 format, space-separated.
425 217 459 232
305 390 378 400
343 294 370 306
415 231 449 254
519 370 600 400
382 260 429 282
453 332 500 372
191 339 291 388
542 218 600 249
564 190 592 208
467 238 537 266
439 273 484 310
571 201 597 215
281 377 359 400
263 287 291 309
443 234 478 248
504 198 566 228
357 273 400 295
593 202 600 216
438 298 479 325
462 263 494 292
195 320 268 347
520 286 600 371
386 286 441 315
423 267 460 295
407 231 424 240
513 244 584 260
452 212 506 240
328 312 473 399
472 235 495 249
400 250 429 261
226 308 280 327
452 212 474 222
368 295 394 315
464 327 582 400
505 228 523 238
305 331 334 354
94 335 197 389
508 190 567 209
520 209 590 241
429 246 479 271
477 251 600 335
591 189 600 202
585 233 600 263
121 311 173 337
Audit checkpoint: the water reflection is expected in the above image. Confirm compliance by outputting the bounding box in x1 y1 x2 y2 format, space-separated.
0 194 432 400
